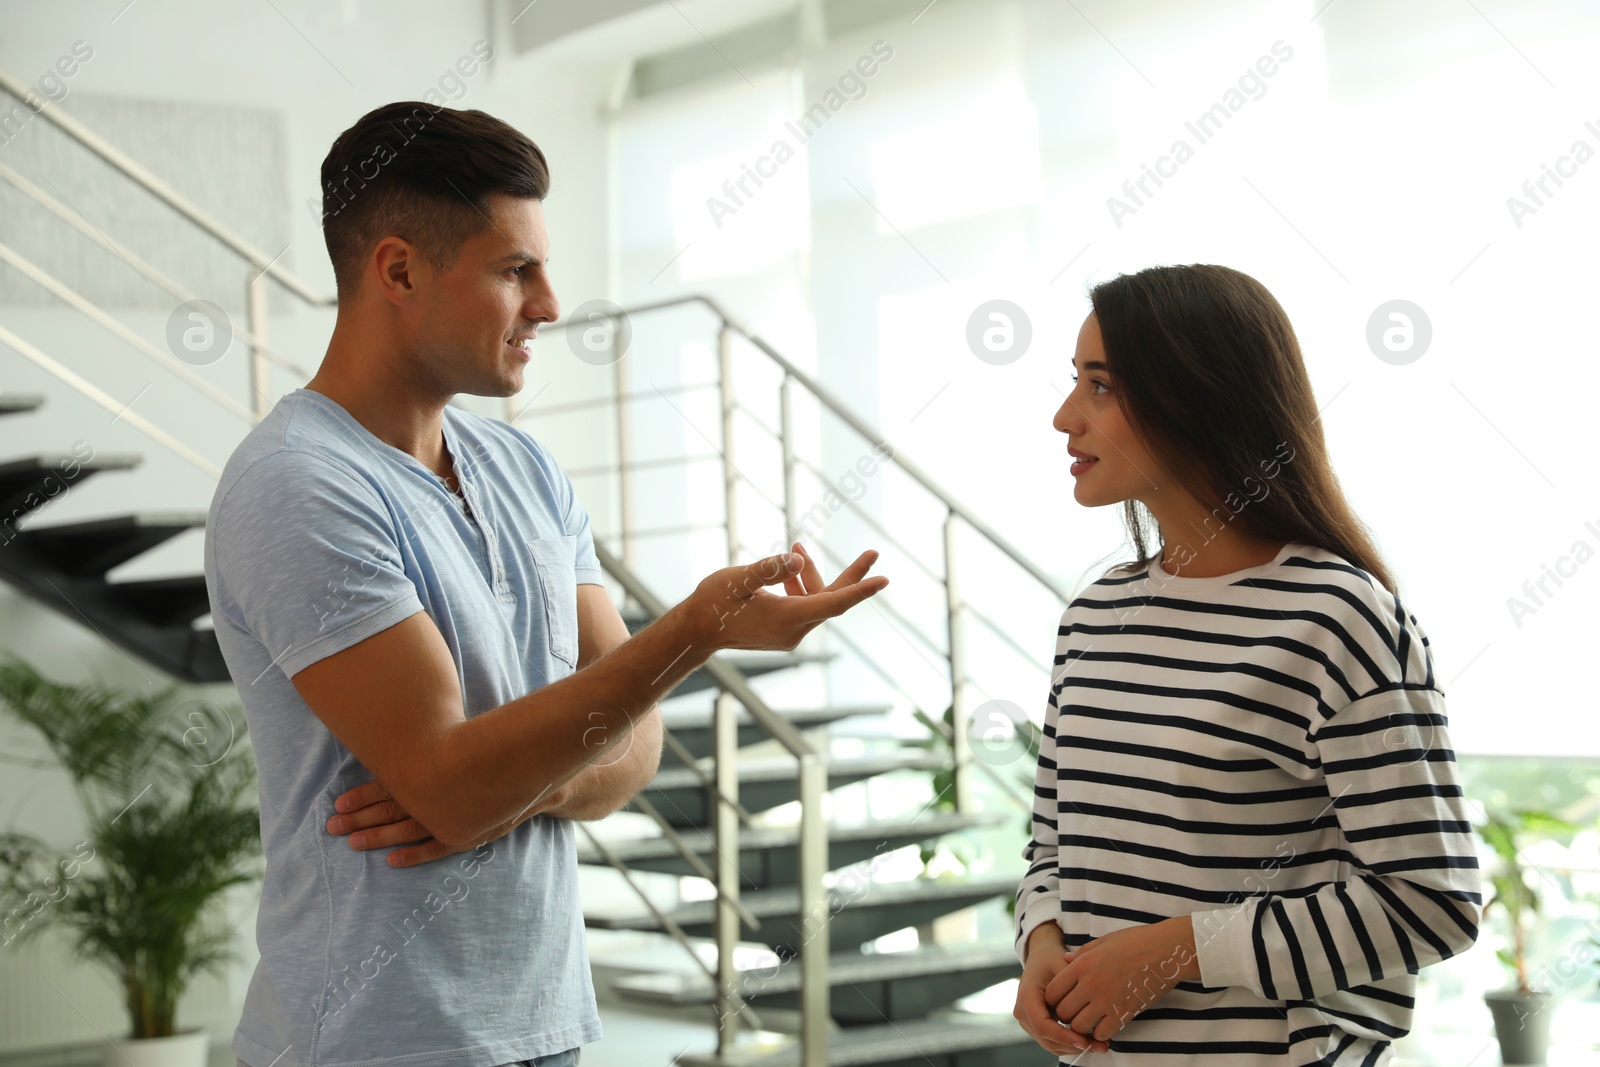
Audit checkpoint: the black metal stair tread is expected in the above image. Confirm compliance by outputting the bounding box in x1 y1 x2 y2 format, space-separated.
1 456 143 530
673 1015 1040 1067
111 574 208 590
614 941 1021 1003
21 512 208 576
21 511 207 535
648 752 946 791
0 453 142 474
576 809 1007 865
0 394 46 415
588 873 1017 932
107 573 212 625
659 704 890 731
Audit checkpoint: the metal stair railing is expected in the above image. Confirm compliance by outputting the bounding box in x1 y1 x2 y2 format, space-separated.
0 239 258 423
0 67 334 421
0 69 332 306
0 160 317 386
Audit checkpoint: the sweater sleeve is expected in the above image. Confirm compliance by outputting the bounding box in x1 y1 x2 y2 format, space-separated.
1192 683 1483 999
1014 638 1067 965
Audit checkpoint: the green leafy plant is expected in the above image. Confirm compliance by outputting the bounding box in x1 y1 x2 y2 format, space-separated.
1478 807 1578 995
0 656 261 1039
910 704 1043 898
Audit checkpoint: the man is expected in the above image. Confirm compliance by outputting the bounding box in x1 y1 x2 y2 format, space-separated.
203 101 887 1067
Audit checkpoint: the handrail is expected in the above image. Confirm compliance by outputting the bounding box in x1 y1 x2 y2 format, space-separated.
0 68 335 308
0 240 257 423
0 160 316 380
553 282 1051 1025
555 294 1075 603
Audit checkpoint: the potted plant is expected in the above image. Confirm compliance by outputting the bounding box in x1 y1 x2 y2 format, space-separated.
0 656 260 1067
1478 807 1577 1065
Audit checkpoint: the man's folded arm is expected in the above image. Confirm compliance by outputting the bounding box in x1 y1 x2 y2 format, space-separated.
291 589 706 849
293 545 889 849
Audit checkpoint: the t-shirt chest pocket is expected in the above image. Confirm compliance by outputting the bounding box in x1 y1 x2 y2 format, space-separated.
525 535 579 669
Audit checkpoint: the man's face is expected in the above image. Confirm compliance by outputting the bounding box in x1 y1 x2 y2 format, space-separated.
408 193 559 399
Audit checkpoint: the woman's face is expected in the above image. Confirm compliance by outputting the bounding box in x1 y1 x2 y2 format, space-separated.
1052 312 1166 508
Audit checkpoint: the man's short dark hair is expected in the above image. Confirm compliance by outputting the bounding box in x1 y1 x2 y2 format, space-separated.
318 102 550 299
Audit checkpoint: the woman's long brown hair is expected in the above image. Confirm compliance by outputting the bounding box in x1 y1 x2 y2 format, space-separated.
1087 264 1397 594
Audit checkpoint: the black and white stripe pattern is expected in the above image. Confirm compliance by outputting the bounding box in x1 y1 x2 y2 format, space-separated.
1015 543 1481 1064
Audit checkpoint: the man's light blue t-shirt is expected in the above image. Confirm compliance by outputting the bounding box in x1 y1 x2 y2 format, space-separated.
203 388 605 1067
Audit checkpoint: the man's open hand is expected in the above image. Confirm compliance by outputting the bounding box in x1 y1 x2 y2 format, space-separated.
692 541 887 652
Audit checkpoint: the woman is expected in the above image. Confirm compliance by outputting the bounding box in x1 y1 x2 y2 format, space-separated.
1011 265 1481 1064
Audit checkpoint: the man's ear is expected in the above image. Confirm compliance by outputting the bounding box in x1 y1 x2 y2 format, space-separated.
371 236 424 305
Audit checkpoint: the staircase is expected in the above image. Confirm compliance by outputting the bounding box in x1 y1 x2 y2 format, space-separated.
0 66 1072 1066
580 686 1049 1066
0 396 224 680
569 538 1052 1065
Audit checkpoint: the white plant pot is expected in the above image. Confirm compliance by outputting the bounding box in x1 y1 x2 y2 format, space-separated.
102 1028 209 1067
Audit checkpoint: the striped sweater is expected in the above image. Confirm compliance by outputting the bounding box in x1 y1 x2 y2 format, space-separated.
1014 541 1482 1065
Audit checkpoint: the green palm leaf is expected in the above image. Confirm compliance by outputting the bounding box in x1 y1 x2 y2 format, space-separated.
0 656 262 1038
